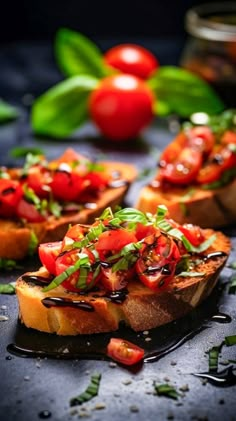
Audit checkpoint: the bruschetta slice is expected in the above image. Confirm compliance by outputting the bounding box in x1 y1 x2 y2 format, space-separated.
16 205 230 335
136 110 236 228
0 148 137 260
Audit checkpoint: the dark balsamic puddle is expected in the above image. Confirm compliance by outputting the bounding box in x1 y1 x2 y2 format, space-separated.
7 283 231 366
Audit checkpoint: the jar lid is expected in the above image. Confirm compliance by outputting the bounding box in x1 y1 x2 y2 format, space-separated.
185 2 236 42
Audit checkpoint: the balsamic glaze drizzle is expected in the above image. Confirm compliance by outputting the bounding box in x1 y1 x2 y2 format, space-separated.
42 297 94 311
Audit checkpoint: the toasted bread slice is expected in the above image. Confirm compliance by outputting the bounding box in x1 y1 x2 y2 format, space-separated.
0 160 137 260
16 229 230 335
136 178 236 228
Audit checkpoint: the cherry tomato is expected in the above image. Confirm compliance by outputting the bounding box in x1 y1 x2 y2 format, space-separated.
88 74 155 141
0 179 23 217
136 234 180 291
55 248 98 292
95 229 138 260
50 171 85 202
186 126 215 156
107 338 144 366
159 148 202 185
16 198 46 222
104 44 159 79
38 241 63 275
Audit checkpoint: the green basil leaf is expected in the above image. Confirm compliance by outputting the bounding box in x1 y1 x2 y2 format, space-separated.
0 99 19 123
55 28 109 78
114 208 148 224
148 66 225 117
31 75 99 138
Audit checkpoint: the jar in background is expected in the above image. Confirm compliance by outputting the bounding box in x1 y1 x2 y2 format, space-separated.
180 2 236 108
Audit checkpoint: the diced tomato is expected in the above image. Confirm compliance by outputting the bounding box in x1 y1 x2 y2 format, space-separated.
99 266 128 291
159 148 202 185
25 167 51 198
38 241 63 275
221 130 236 145
0 179 23 217
50 171 85 202
16 198 46 222
107 338 144 366
95 229 138 260
179 224 205 247
197 145 236 184
55 248 98 292
83 172 108 192
136 234 180 291
135 222 159 241
186 126 215 156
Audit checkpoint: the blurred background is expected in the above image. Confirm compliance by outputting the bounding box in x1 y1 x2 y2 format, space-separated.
0 0 220 44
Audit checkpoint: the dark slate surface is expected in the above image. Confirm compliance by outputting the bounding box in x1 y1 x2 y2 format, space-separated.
0 40 236 421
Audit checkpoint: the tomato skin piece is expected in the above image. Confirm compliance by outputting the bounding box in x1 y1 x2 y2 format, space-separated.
88 74 155 141
104 44 159 79
38 241 63 275
0 179 23 217
107 338 144 366
221 130 236 145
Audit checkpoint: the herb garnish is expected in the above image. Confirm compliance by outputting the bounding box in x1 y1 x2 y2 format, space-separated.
70 373 101 406
153 382 180 400
0 282 16 294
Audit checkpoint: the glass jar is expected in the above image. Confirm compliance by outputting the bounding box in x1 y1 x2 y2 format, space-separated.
180 2 236 107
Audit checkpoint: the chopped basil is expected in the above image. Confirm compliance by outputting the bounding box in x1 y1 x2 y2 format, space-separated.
224 335 236 347
70 373 101 406
28 231 39 256
73 222 105 249
177 271 205 278
0 282 16 294
228 275 236 294
208 343 223 372
153 382 179 400
202 167 236 190
42 253 90 292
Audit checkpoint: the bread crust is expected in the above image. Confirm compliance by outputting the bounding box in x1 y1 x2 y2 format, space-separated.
136 179 236 228
16 230 230 335
0 161 137 260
